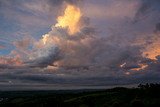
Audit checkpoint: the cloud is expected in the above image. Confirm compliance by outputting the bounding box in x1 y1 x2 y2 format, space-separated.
47 0 82 6
134 0 160 22
83 0 139 21
0 0 160 89
0 56 22 67
26 45 60 67
155 23 160 32
0 45 5 49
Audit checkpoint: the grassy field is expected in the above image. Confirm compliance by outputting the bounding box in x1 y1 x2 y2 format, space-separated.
0 83 160 107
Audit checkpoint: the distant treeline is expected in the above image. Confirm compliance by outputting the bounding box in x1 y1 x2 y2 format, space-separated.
138 83 160 89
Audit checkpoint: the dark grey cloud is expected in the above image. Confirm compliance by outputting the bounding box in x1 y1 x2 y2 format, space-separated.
0 65 160 90
48 0 82 6
26 46 60 67
155 22 160 32
134 0 160 23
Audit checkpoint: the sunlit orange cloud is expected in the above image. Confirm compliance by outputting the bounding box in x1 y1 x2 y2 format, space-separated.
124 63 148 75
0 49 24 66
122 63 148 76
142 42 160 60
130 63 148 71
39 4 82 47
0 56 22 66
120 62 148 72
142 34 160 60
132 33 160 61
55 4 82 35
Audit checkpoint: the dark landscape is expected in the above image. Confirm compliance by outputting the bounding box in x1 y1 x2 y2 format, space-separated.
0 83 160 107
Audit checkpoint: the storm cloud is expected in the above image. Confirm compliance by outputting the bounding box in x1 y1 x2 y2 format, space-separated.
0 0 160 90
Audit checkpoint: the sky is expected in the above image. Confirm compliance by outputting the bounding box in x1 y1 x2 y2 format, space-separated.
0 0 160 90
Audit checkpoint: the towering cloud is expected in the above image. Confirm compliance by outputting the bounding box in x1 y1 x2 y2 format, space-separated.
21 2 98 69
55 4 82 35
